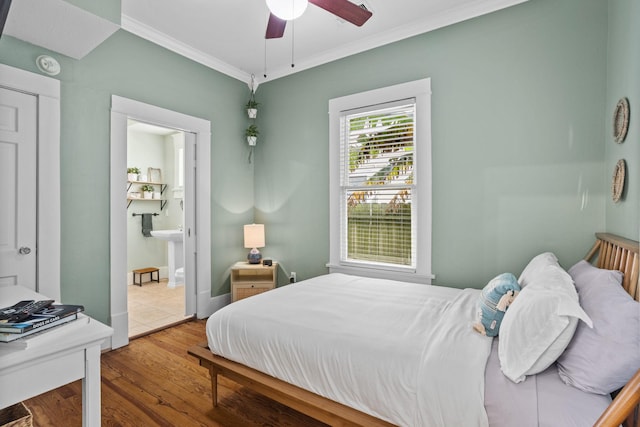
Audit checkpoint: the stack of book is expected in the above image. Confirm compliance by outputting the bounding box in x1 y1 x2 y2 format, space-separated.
0 300 85 348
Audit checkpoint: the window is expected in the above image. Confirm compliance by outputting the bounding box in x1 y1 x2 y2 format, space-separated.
329 79 432 283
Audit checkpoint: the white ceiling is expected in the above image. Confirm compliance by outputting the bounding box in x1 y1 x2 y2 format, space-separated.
4 0 528 85
121 0 528 85
4 0 119 60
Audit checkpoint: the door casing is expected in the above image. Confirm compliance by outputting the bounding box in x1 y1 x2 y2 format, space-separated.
0 63 60 300
110 95 211 349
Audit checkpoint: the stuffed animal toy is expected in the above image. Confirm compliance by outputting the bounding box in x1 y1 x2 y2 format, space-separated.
473 273 521 337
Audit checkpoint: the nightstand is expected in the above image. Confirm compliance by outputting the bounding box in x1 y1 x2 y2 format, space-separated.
231 261 278 302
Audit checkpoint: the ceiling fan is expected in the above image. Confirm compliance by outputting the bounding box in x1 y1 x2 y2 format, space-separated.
0 0 12 39
265 0 373 39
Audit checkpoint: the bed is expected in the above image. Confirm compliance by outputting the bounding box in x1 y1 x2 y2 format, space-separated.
189 232 640 426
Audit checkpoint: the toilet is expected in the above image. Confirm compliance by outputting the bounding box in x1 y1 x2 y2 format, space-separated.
175 267 185 286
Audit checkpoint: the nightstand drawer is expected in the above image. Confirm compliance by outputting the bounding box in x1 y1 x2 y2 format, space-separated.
233 284 273 301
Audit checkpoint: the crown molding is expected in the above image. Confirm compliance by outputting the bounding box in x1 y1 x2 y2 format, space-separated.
261 0 528 82
121 14 251 83
122 0 527 84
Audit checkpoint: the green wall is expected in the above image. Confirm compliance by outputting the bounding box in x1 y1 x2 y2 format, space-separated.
605 0 640 239
255 0 611 287
0 31 253 323
1 0 637 323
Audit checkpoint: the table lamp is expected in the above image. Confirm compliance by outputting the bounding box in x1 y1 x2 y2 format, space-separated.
244 224 265 264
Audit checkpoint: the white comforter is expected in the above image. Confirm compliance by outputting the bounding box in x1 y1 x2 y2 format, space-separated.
206 273 492 427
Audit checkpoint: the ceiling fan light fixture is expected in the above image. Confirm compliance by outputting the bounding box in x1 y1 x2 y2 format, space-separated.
266 0 308 21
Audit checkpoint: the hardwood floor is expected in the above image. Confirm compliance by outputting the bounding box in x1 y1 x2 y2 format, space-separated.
23 319 328 427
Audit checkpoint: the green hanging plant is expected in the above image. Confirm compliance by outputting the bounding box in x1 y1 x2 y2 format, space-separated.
246 98 259 118
246 99 260 109
245 124 259 137
245 124 259 147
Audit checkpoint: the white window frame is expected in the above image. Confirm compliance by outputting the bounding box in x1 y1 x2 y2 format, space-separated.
328 79 432 284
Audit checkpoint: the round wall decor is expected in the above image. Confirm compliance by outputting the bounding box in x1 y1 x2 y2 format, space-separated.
611 159 626 203
613 97 629 143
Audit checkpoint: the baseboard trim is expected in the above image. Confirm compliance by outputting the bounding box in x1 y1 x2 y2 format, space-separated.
197 292 230 319
110 310 128 349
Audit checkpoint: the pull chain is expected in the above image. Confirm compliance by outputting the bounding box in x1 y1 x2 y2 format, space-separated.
291 18 295 68
263 37 268 78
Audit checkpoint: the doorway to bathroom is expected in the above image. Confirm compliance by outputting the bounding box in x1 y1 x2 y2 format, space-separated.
110 95 211 350
126 120 189 337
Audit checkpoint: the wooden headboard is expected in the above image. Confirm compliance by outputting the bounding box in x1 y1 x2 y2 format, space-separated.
587 233 640 427
586 232 640 302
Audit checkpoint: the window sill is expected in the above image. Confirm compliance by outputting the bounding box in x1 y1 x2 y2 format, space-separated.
326 263 434 285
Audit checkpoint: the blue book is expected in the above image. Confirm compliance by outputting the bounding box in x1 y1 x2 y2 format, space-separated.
0 304 84 334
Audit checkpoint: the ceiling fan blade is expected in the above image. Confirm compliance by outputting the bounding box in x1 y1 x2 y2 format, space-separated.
0 0 12 38
309 0 372 26
265 13 286 39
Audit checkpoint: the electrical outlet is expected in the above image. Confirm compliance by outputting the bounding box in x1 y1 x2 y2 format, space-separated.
289 272 297 283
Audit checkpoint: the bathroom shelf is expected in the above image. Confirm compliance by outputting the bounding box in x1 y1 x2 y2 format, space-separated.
127 181 168 210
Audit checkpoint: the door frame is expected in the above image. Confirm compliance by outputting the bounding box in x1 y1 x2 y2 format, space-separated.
110 95 211 349
0 63 60 300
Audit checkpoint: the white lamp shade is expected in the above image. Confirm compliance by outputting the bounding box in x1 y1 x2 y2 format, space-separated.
244 224 265 248
266 0 308 20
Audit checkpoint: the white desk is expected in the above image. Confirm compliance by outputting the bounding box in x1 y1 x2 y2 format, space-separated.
0 286 113 426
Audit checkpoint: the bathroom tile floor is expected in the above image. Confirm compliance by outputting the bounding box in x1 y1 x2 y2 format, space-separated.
127 278 192 338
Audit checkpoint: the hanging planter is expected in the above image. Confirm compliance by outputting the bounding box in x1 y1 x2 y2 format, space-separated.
245 76 260 157
246 99 259 118
245 124 259 146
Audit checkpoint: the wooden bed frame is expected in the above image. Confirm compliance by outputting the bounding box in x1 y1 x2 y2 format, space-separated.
189 232 640 427
588 233 640 427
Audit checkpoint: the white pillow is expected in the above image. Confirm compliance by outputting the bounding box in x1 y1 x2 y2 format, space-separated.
499 264 592 383
517 252 559 288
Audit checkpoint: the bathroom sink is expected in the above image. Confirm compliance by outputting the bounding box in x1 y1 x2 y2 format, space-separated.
150 230 184 288
150 229 183 242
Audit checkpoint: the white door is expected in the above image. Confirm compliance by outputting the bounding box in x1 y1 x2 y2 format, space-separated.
0 87 37 289
183 132 196 315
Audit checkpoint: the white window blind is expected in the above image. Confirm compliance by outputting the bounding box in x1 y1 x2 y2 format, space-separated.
339 100 417 268
329 78 431 283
